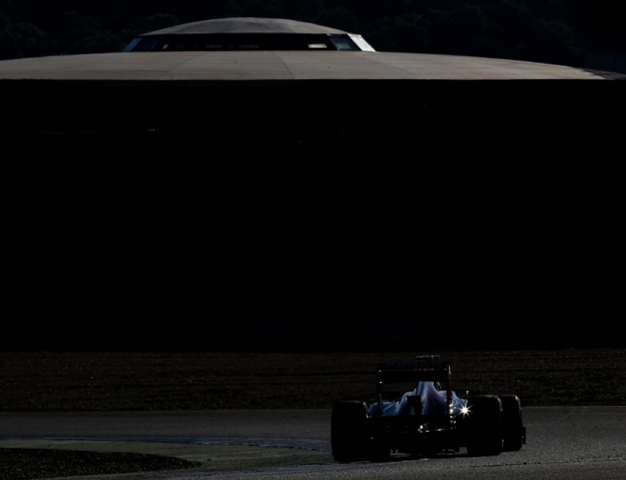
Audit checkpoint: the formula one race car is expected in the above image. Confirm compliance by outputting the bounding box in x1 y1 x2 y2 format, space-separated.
331 355 526 462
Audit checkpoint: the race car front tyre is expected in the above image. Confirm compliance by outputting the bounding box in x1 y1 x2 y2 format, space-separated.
465 395 503 456
331 401 370 462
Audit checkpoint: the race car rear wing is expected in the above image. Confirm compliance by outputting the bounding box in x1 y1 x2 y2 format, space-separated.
373 356 455 422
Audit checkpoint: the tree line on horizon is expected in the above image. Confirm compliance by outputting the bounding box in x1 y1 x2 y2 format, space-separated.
1 0 624 69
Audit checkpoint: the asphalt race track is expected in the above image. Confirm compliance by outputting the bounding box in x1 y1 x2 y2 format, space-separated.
1 407 624 479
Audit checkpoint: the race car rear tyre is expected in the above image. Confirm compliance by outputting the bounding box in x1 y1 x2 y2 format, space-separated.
466 395 502 456
331 401 370 462
500 394 525 451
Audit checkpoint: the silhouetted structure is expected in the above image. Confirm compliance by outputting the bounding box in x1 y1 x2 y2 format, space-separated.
2 18 623 351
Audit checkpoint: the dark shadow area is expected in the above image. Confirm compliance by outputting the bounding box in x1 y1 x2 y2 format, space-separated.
2 79 624 351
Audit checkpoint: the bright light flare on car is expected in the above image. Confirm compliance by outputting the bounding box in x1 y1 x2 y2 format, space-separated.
461 405 471 416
